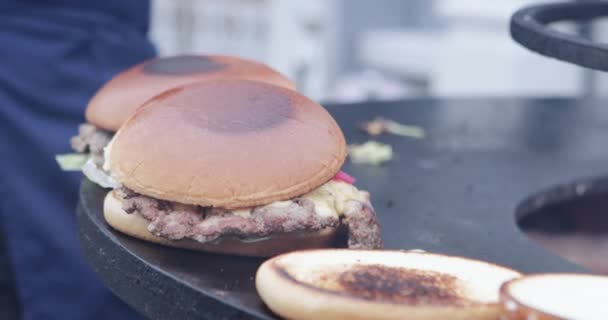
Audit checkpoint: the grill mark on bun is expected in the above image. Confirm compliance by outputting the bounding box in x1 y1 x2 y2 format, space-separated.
142 55 225 75
336 265 468 306
174 82 293 132
275 263 473 306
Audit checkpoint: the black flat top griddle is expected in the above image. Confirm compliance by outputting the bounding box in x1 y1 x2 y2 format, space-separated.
77 98 608 320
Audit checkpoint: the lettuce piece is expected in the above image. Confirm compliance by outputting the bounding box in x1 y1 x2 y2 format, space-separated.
360 117 426 139
55 153 88 171
348 141 393 166
385 121 426 139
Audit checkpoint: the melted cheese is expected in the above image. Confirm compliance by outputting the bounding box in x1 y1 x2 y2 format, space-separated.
234 201 292 218
268 201 293 208
233 181 368 219
300 181 368 218
232 209 251 218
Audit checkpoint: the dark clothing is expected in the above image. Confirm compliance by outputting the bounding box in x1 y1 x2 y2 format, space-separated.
0 1 156 319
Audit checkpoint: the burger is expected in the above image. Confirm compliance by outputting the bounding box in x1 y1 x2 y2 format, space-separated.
102 79 383 256
59 54 294 187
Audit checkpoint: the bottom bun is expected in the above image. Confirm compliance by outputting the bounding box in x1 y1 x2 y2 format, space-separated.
256 250 522 320
103 191 339 257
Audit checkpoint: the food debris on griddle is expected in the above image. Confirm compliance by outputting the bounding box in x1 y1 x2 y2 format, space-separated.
359 117 425 139
348 141 393 166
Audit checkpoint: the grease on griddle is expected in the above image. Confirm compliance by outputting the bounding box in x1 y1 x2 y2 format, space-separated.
386 200 394 208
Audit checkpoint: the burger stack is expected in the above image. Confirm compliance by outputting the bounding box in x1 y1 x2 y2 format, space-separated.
69 54 383 256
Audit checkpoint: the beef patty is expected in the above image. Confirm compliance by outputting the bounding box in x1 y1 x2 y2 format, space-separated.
70 123 112 167
118 186 383 249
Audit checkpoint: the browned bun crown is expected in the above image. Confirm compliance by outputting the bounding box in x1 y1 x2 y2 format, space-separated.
103 191 338 257
85 55 295 131
107 79 347 208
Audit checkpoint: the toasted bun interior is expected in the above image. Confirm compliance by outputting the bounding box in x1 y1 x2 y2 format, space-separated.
256 249 522 320
500 273 608 320
107 79 346 208
103 191 339 257
86 55 295 131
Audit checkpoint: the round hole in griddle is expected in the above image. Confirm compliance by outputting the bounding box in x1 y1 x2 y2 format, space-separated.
516 176 608 274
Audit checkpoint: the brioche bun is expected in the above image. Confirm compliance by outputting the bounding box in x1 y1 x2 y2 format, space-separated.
86 55 295 131
106 79 346 209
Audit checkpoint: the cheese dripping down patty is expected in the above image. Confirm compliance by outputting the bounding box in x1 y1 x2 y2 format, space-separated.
225 180 370 219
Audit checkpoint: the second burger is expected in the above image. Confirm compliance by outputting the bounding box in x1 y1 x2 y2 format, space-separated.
68 54 294 187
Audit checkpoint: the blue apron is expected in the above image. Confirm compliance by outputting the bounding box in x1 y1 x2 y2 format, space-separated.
0 1 156 318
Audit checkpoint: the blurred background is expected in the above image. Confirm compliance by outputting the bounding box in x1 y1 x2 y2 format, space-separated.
149 0 608 103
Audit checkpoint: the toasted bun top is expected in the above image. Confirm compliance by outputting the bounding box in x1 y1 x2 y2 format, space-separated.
107 79 346 208
85 55 295 131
